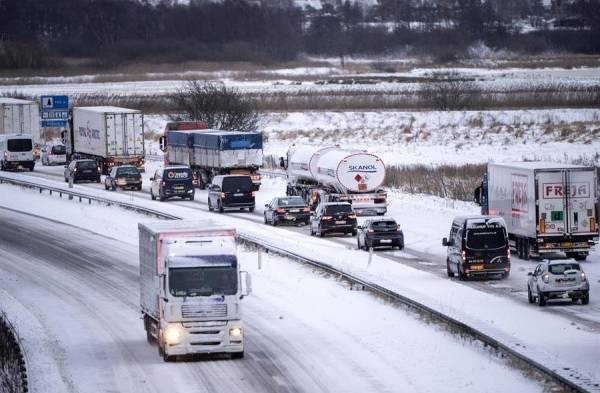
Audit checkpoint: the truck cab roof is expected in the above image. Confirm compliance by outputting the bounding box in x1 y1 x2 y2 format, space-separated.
138 220 236 237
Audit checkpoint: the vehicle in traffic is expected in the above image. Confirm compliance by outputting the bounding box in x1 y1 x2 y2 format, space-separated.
443 216 511 280
150 166 195 201
357 218 404 250
281 144 388 215
0 97 40 142
0 134 35 171
310 202 357 237
527 260 589 306
264 196 310 226
208 175 255 213
104 165 142 191
475 162 598 261
41 144 67 166
139 220 251 361
64 159 101 183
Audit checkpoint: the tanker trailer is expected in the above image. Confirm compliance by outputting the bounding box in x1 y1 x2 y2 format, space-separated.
281 145 388 215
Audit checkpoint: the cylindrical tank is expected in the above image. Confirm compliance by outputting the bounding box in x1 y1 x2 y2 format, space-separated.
287 145 385 193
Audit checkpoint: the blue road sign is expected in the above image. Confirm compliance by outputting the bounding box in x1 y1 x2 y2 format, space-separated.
40 95 69 128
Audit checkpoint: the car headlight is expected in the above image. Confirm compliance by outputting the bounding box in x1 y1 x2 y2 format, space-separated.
164 324 183 345
229 327 243 338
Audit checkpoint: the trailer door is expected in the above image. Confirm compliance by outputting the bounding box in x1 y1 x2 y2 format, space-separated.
125 113 144 156
2 104 13 133
114 114 126 156
106 114 117 156
537 171 568 236
566 169 596 235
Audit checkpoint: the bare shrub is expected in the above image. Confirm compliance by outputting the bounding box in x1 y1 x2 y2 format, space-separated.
169 80 263 131
418 73 483 111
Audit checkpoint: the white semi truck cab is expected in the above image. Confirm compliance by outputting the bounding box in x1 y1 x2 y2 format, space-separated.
139 221 251 361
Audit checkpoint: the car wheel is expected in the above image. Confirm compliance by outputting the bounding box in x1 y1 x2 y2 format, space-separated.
318 227 324 237
231 351 244 359
310 226 314 236
458 265 466 281
527 286 534 304
65 177 68 183
96 177 101 183
351 229 357 236
111 184 116 191
208 199 214 212
151 189 156 201
159 195 166 202
446 259 455 277
273 217 278 226
104 182 109 190
537 291 546 307
581 291 590 305
249 206 255 213
502 271 510 279
189 193 195 201
218 201 224 213
357 239 361 250
264 214 268 224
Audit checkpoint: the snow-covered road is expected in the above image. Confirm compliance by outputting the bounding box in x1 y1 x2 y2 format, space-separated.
0 195 549 392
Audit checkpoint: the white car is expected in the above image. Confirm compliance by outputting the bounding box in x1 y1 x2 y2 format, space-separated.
527 261 590 306
41 144 67 166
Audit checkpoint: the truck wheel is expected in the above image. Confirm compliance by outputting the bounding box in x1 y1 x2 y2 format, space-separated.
458 266 466 281
522 239 530 261
446 260 455 277
567 252 587 261
581 291 589 305
231 351 244 359
527 287 534 304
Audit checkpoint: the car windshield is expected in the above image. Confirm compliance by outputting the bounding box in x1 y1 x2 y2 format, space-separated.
7 139 32 152
77 161 97 169
278 197 305 207
325 204 352 214
117 167 139 176
164 168 191 180
465 228 507 250
51 145 66 154
371 220 397 231
222 176 253 192
549 264 580 274
169 257 237 296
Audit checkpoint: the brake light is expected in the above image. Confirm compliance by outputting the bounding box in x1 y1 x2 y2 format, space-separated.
542 273 549 284
539 219 545 234
252 191 256 197
321 215 333 220
220 192 226 198
303 207 310 212
276 208 285 214
507 248 511 260
590 217 596 232
348 214 357 219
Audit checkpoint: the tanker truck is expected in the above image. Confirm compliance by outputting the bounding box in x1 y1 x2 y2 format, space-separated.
280 145 388 215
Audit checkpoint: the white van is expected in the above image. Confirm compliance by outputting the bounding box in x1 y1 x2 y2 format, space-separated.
0 134 35 171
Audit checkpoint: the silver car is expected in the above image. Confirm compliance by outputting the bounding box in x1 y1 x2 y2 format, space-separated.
527 261 590 306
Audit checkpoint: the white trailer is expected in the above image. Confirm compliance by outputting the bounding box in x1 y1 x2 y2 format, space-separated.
70 106 145 173
139 220 251 361
0 98 41 142
476 162 598 260
283 145 387 215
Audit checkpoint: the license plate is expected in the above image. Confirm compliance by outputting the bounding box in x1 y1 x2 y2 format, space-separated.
562 242 572 248
83 170 92 173
289 209 300 213
234 193 244 196
380 239 392 243
335 220 346 224
471 264 484 270
285 215 296 220
175 186 184 190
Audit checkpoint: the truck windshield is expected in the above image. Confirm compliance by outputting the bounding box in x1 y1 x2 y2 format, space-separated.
7 139 32 152
466 228 507 250
169 264 237 297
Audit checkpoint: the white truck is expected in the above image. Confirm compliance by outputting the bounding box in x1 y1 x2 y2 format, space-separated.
139 220 251 361
281 145 388 215
0 98 41 142
65 106 145 174
475 162 599 261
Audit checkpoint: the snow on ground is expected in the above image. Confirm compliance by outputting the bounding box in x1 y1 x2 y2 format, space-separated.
142 108 600 166
3 166 599 387
0 183 548 393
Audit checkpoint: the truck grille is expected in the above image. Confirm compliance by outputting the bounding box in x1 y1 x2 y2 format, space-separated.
182 304 227 319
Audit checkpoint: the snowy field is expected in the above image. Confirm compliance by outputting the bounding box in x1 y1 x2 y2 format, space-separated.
143 108 600 166
2 164 599 388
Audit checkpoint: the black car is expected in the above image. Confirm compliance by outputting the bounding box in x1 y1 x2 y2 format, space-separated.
64 159 101 183
150 166 195 201
357 218 404 250
264 196 310 226
208 175 255 213
105 165 142 191
310 202 357 237
443 215 511 280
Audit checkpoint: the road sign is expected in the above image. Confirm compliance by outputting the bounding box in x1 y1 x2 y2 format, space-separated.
40 95 69 128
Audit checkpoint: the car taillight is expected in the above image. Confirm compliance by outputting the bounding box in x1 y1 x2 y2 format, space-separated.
303 207 310 213
220 192 226 198
542 273 549 283
252 191 256 197
348 214 357 219
276 208 285 214
581 272 587 282
321 215 333 220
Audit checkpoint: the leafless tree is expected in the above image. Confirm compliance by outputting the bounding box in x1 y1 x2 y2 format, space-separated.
169 80 263 131
418 72 483 110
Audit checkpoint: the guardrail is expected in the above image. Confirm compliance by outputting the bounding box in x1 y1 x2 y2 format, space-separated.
1 174 598 393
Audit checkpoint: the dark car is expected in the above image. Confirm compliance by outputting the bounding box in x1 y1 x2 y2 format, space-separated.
150 166 194 201
64 159 101 183
105 165 142 191
443 216 511 280
264 196 310 226
310 202 357 237
357 218 404 250
208 175 255 213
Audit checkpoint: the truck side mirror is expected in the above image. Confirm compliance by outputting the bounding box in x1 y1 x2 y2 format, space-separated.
442 237 450 247
527 272 533 276
264 204 269 208
158 136 167 152
240 271 252 298
150 176 155 181
474 185 482 206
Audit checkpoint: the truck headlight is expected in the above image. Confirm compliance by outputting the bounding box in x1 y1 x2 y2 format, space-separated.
229 327 243 338
164 324 183 345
